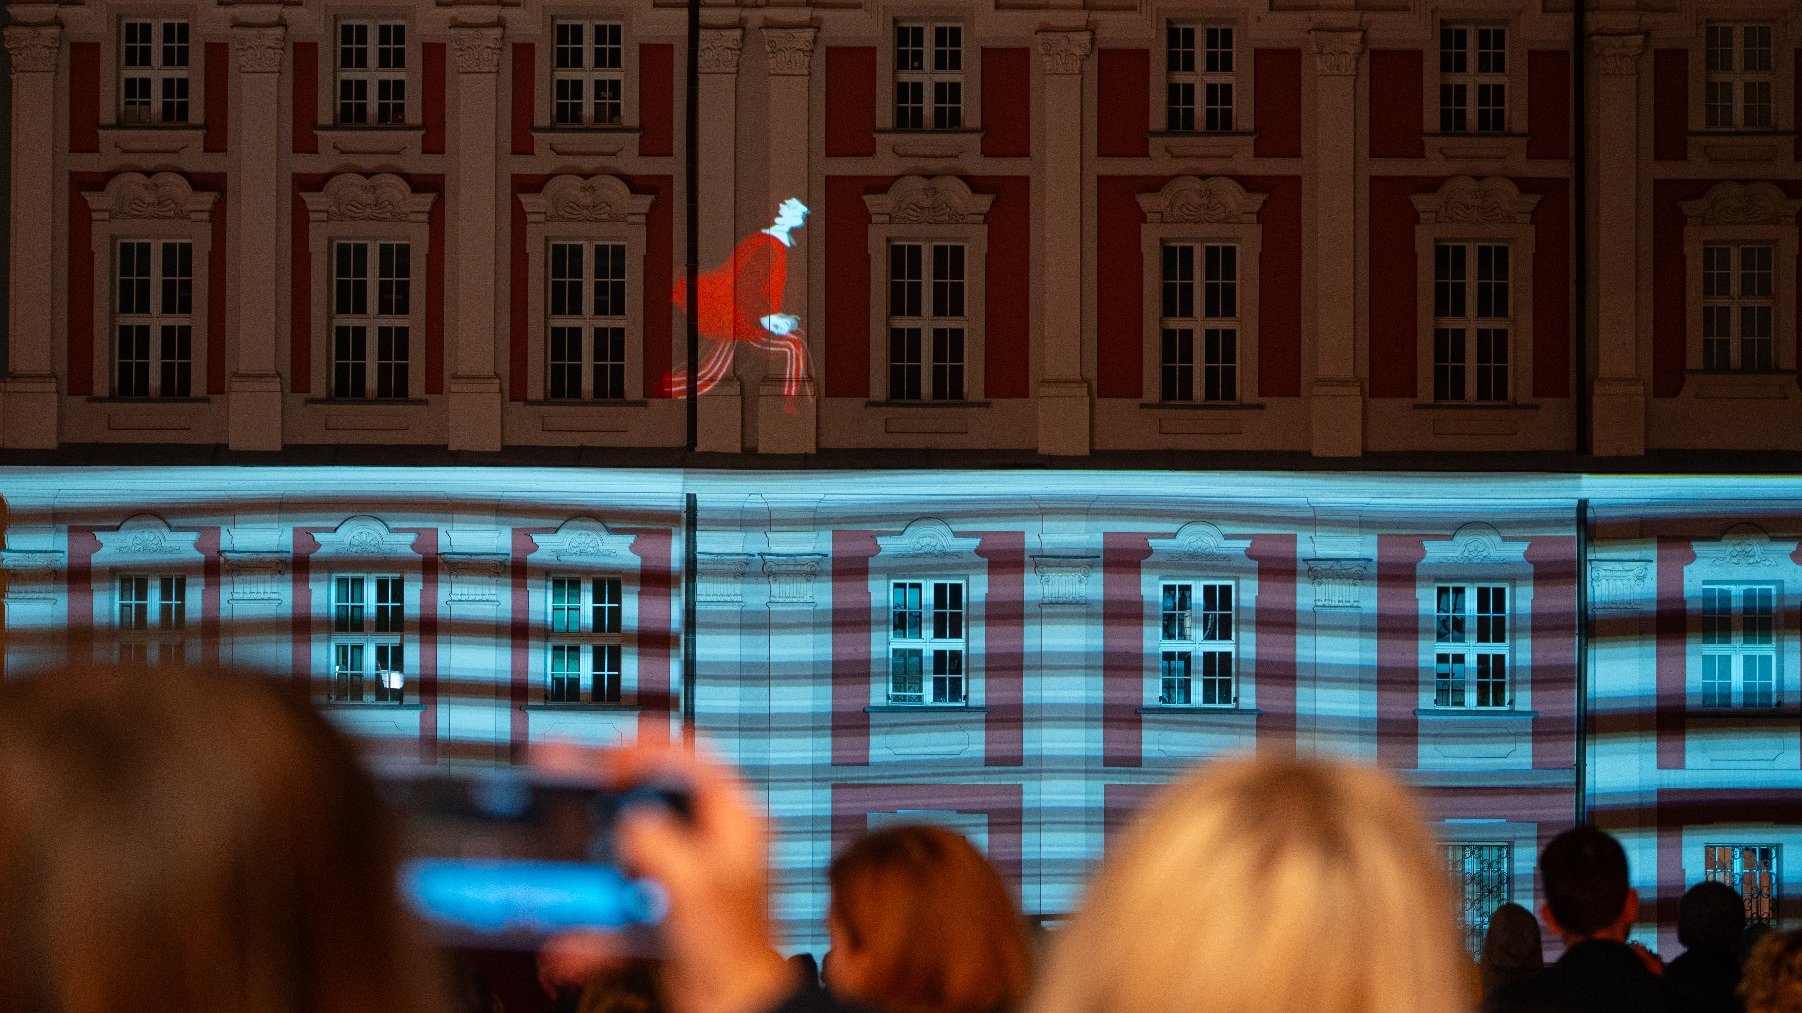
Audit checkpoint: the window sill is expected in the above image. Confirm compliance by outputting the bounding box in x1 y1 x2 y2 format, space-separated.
1138 705 1261 715
86 396 214 404
323 702 425 711
525 399 650 408
872 128 985 161
865 399 992 409
1684 130 1797 164
313 125 427 156
98 124 207 156
520 702 641 712
1682 372 1797 401
531 125 642 156
1414 707 1537 719
303 398 431 406
1146 129 1257 160
1139 401 1265 411
865 704 986 713
1411 401 1541 411
1422 132 1529 161
1687 707 1797 720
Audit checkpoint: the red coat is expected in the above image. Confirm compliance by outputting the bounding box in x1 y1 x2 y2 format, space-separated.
671 231 789 343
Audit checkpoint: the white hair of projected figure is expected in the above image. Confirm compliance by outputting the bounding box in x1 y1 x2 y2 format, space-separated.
1030 756 1471 1013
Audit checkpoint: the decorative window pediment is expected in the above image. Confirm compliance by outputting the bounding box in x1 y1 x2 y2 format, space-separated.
302 173 437 224
312 515 419 560
1681 182 1802 227
1136 176 1266 225
1698 523 1786 570
876 518 983 562
531 518 635 562
92 513 202 566
864 176 994 226
1423 522 1527 566
84 172 217 223
1411 176 1540 226
1148 521 1254 564
520 174 656 225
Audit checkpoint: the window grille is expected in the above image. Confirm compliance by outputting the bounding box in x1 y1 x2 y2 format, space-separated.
1700 244 1775 372
1433 242 1511 403
1439 25 1506 133
1445 843 1512 957
889 580 966 705
1166 25 1233 132
1705 844 1779 928
1704 24 1774 130
338 21 407 125
117 574 188 666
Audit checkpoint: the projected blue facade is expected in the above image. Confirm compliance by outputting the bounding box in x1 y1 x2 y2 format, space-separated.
2 467 1797 956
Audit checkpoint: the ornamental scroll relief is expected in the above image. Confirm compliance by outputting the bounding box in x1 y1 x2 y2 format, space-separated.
302 174 437 223
85 172 219 222
1138 176 1267 225
521 175 656 225
865 176 995 226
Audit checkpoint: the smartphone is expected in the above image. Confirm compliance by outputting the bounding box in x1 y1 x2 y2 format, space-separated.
375 766 690 950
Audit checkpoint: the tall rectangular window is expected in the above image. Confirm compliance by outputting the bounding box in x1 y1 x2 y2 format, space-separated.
1700 584 1779 708
894 22 962 130
546 576 624 704
121 20 191 125
330 574 405 704
1704 24 1774 130
331 241 411 399
1433 242 1510 402
1439 25 1506 133
1166 25 1233 132
1158 581 1236 706
1705 844 1779 928
547 241 628 400
1160 242 1238 403
338 21 407 125
888 242 966 401
117 574 188 666
114 239 194 398
889 580 966 705
1434 584 1510 708
1700 243 1775 372
552 21 624 126
1446 843 1512 957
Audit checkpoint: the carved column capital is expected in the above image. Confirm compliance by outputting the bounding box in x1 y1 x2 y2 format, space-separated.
451 25 504 74
1308 30 1365 77
231 24 287 74
760 553 824 606
763 27 816 76
698 28 744 75
1590 33 1646 76
5 24 62 75
1036 31 1092 75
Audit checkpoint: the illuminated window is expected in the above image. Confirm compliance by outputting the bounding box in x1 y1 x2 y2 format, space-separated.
1445 843 1511 957
329 574 405 704
1160 242 1238 403
113 239 193 399
894 22 961 130
120 20 190 125
1706 844 1779 928
552 21 624 126
337 21 407 125
1433 584 1509 708
1700 243 1775 372
888 241 966 401
1705 24 1774 130
1166 25 1233 132
1158 581 1235 706
116 574 187 666
1700 584 1779 708
547 241 628 400
889 580 965 705
330 240 411 399
546 576 624 704
1439 24 1506 133
1433 242 1511 403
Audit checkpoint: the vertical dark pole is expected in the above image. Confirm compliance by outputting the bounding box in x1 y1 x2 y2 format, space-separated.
683 492 698 737
684 0 700 453
1575 497 1591 824
1573 0 1590 455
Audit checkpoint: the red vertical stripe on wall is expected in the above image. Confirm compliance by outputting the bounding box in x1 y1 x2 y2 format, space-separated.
638 44 674 157
824 177 880 398
1248 534 1297 754
509 175 540 401
1252 49 1302 158
1652 50 1687 161
1102 533 1155 767
204 43 230 152
1255 176 1303 397
292 43 319 154
980 48 1030 157
408 528 440 761
1096 49 1149 157
1795 53 1802 161
1367 50 1424 159
290 185 312 393
824 48 877 157
1651 180 1707 397
1655 538 1695 769
974 532 1024 766
1526 51 1571 160
198 528 222 667
209 193 228 394
628 175 674 395
67 177 95 396
69 43 100 153
422 43 446 154
1095 177 1151 399
427 198 445 394
512 44 536 155
66 530 100 664
1527 179 1571 398
830 531 879 766
1375 536 1427 769
972 176 1030 398
1367 177 1424 397
507 530 543 761
630 530 674 744
1525 537 1576 769
291 531 322 694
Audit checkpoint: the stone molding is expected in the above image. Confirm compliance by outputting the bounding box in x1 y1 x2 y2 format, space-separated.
302 173 437 223
231 24 286 74
864 175 994 226
1309 30 1364 77
84 172 218 222
5 24 61 75
1137 176 1267 225
698 28 743 74
451 25 504 74
763 27 816 76
1036 31 1091 76
520 174 656 224
1589 33 1645 76
1412 176 1541 226
1680 181 1802 227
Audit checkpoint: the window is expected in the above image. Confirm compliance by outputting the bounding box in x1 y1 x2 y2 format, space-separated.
1439 25 1506 133
329 574 405 704
552 21 624 126
546 576 624 704
1434 584 1509 708
1705 844 1779 928
894 22 961 130
1701 243 1775 372
888 580 965 705
547 241 627 400
1704 24 1774 130
121 20 190 125
1158 581 1235 706
1446 843 1511 957
1701 584 1779 708
117 574 187 666
1433 242 1511 402
114 239 193 398
888 242 966 401
331 241 411 399
337 21 407 125
1166 25 1233 132
1160 243 1238 403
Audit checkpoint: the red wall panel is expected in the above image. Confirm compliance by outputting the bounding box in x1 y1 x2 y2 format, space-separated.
1256 176 1303 397
204 42 230 153
1368 50 1424 159
1523 178 1572 398
638 44 674 157
1375 536 1427 768
629 530 674 744
422 43 445 154
1096 49 1149 158
1095 176 1151 399
973 531 1024 765
1796 52 1802 161
830 531 879 766
970 176 1030 398
426 199 444 394
1253 49 1302 158
1367 177 1426 398
824 48 876 157
1526 50 1570 160
209 192 227 394
981 48 1030 158
824 176 884 398
69 43 100 153
1525 537 1577 769
290 185 312 391
1248 534 1297 754
511 44 535 155
292 43 318 154
66 175 102 395
1652 49 1688 161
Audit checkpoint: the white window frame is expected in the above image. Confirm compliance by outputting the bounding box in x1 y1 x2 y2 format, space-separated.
866 176 992 403
1156 241 1242 404
1437 22 1508 134
119 18 192 126
1138 177 1265 405
328 239 413 400
329 573 408 704
887 578 968 705
111 238 196 399
1699 582 1781 709
1432 583 1512 709
1686 527 1802 717
521 175 655 403
550 20 627 127
1430 240 1513 404
1143 522 1257 711
1162 22 1237 133
1417 524 1533 716
870 520 987 713
90 515 203 670
891 20 964 131
335 19 410 126
1699 242 1777 372
1681 183 1802 379
1412 177 1538 404
309 516 421 708
546 575 626 704
884 240 968 402
115 573 190 666
1704 22 1777 130
1157 580 1237 706
546 240 631 401
529 519 645 710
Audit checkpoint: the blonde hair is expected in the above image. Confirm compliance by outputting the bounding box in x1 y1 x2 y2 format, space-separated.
1743 930 1802 1013
1032 757 1470 1013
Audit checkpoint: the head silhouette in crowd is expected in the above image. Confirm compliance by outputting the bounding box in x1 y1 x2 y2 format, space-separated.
1680 881 1748 956
1031 757 1469 1013
1481 902 1545 996
825 824 1032 1013
0 662 447 1013
1742 930 1802 1013
1538 826 1637 944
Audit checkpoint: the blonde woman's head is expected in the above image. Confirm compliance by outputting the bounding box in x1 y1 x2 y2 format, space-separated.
1033 756 1469 1013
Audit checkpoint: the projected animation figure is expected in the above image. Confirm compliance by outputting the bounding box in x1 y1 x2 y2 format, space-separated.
663 198 812 411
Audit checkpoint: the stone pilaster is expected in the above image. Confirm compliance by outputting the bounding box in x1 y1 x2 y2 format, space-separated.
757 26 817 454
695 27 743 453
447 24 506 452
227 23 288 451
1590 33 1648 457
1035 30 1093 456
4 24 63 448
1307 29 1365 457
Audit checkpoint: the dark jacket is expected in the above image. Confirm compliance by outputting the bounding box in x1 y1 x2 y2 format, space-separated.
1484 939 1671 1013
769 986 878 1013
1664 945 1742 1013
